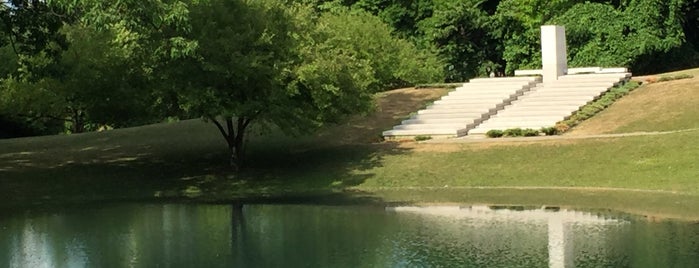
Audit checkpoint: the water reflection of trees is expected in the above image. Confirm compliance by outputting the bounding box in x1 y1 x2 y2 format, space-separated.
2 204 699 267
0 204 236 267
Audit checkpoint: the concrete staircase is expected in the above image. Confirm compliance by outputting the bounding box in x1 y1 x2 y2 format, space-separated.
468 72 631 135
383 76 541 139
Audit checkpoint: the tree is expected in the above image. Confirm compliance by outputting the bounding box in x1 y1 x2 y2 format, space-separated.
166 1 442 169
494 0 580 74
0 22 160 133
418 0 499 81
550 0 692 73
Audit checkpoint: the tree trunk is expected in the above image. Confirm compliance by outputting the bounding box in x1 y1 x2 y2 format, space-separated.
210 116 252 171
72 109 86 133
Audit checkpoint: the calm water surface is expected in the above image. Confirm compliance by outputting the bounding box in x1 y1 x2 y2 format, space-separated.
1 203 699 267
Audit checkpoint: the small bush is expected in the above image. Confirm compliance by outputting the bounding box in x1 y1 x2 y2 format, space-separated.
541 127 558 136
554 123 570 133
414 135 432 141
503 128 523 137
522 128 540 137
486 129 504 138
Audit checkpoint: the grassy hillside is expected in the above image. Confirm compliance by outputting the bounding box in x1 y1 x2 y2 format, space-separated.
569 68 699 135
3 75 699 220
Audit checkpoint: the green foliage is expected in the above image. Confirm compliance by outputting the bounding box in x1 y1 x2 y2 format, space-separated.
550 0 691 73
418 0 498 81
540 127 558 136
490 128 540 137
522 128 540 137
486 129 504 138
414 135 432 141
1 23 157 133
494 0 575 74
351 0 435 39
503 128 523 137
330 0 698 78
308 7 443 92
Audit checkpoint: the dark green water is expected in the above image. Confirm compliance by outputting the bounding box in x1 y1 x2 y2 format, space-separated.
1 204 699 267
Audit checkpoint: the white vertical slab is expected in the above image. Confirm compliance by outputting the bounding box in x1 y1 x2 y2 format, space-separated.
541 25 568 83
548 216 574 268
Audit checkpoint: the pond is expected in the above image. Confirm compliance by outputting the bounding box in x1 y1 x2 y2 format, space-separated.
1 203 699 267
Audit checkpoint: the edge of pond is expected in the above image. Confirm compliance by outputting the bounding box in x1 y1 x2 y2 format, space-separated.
3 187 698 222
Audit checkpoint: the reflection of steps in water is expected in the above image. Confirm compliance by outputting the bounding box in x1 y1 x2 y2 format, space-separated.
386 205 624 225
387 205 627 268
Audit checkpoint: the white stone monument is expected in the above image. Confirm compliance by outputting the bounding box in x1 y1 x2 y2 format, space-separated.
541 25 568 83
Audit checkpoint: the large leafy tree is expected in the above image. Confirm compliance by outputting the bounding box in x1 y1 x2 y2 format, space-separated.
1 24 155 133
167 1 442 168
494 0 579 74
550 0 691 73
0 0 72 135
419 0 499 81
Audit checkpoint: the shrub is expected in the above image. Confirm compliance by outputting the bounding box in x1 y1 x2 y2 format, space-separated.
522 128 540 137
486 129 504 138
503 128 523 137
554 123 571 133
541 127 558 136
414 135 432 141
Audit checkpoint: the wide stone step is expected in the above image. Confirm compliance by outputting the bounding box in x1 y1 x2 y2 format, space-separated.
456 85 531 91
441 94 516 101
535 84 613 90
510 100 591 106
469 77 541 83
421 105 495 112
394 123 469 130
463 81 536 86
558 73 631 79
450 87 528 93
412 113 485 119
485 115 564 122
519 95 596 102
383 128 467 137
402 118 477 125
494 110 574 117
549 77 624 82
520 91 605 97
434 99 511 105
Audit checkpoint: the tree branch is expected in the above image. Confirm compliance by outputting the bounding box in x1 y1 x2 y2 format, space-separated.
208 115 228 140
226 116 234 141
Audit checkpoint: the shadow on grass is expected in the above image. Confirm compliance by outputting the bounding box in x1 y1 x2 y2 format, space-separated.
0 131 412 211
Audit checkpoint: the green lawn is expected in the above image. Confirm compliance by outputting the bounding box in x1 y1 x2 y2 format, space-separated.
2 77 699 220
358 134 697 192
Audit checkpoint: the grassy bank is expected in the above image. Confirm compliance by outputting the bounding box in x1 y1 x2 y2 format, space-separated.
2 73 699 220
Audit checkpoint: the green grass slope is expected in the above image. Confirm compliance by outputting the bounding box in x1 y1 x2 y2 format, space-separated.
2 77 699 220
570 68 699 135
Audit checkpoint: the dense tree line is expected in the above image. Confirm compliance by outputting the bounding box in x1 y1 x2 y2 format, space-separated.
1 0 697 166
323 0 698 79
